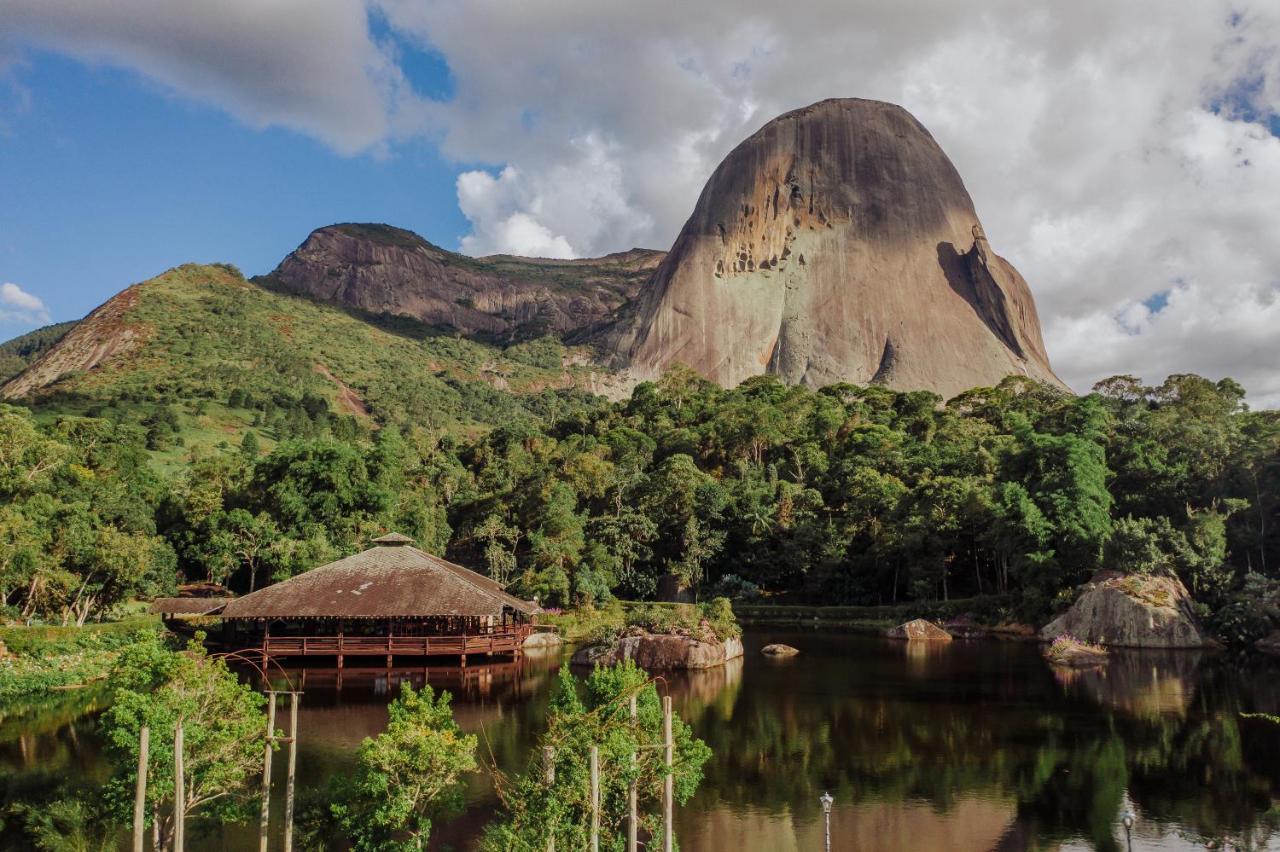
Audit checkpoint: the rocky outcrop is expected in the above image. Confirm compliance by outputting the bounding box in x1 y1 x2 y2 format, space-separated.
262 223 663 344
523 630 564 650
613 99 1064 399
2 286 144 399
760 643 800 657
886 619 953 641
572 632 745 670
1041 574 1211 648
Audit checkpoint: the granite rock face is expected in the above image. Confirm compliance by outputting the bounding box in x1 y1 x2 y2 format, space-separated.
1041 574 1211 648
264 223 663 343
614 99 1064 399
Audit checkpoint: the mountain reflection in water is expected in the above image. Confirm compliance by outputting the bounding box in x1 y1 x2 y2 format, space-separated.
0 632 1277 851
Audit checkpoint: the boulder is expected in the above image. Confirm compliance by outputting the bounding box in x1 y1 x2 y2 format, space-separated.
572 633 744 671
1040 573 1210 648
760 643 800 657
885 619 953 642
523 631 564 649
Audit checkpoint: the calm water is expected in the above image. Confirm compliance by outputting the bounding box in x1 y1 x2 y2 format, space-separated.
2 631 1279 851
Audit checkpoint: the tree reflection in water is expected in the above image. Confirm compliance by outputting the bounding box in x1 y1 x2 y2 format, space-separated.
0 635 1277 851
679 633 1280 852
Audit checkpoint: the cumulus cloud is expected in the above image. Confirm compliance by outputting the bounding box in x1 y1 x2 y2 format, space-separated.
456 135 653 257
378 0 1280 406
0 282 50 324
5 0 1280 404
0 0 427 153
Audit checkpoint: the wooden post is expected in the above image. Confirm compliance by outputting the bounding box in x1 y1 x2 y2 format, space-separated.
283 692 299 852
663 695 673 852
259 693 277 852
132 725 149 852
173 720 185 852
590 745 600 852
543 746 556 852
628 695 638 852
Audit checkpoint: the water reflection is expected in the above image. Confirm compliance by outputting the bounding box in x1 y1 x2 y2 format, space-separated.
1 635 1278 851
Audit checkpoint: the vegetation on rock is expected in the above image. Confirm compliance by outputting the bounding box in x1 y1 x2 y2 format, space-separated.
1045 634 1109 667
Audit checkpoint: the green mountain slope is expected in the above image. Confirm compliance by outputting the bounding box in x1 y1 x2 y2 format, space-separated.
0 263 609 467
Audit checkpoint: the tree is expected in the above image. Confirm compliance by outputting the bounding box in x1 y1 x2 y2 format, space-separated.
482 662 711 850
238 430 260 460
216 509 280 592
101 637 268 849
329 683 477 851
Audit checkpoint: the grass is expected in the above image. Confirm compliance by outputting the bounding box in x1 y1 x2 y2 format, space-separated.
1044 634 1108 666
1115 575 1176 609
0 616 162 703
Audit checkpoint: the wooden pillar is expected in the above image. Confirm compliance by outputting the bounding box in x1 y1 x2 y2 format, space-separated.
261 619 270 670
283 692 299 852
132 725 149 852
259 694 276 852
663 695 673 852
173 720 185 852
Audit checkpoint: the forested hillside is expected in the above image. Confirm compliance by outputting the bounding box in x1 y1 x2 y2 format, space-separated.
3 362 1277 643
2 264 608 467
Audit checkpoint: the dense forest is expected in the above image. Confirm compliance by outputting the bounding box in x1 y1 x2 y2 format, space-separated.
2 365 1278 643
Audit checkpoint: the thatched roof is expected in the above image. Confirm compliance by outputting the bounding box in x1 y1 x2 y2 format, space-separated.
220 536 536 619
150 597 233 616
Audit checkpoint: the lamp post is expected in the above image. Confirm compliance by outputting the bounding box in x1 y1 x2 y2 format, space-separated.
820 791 834 852
1121 808 1135 852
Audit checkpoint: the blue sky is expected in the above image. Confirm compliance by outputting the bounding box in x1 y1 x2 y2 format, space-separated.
0 49 466 333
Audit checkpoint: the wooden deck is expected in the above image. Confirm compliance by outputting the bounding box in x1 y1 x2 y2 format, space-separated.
258 627 531 660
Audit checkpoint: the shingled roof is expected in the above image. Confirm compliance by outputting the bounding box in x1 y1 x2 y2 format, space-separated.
220 537 536 619
149 597 233 616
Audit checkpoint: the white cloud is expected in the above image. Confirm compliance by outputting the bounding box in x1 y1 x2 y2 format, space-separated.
379 0 1280 406
0 0 428 154
4 0 1280 404
0 282 50 324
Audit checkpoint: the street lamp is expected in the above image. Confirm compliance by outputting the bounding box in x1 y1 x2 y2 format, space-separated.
820 791 834 852
1121 808 1135 851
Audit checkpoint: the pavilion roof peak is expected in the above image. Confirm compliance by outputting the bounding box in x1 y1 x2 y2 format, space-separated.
371 532 414 546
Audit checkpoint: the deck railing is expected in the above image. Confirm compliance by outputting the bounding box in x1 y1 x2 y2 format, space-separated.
261 628 530 658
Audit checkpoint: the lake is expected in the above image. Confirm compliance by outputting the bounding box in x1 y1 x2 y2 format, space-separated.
2 631 1278 850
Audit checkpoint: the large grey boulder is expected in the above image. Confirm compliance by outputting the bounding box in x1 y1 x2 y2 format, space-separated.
572 632 744 671
1041 574 1210 648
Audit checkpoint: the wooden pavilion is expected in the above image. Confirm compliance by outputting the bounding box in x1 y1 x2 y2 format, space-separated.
218 533 537 666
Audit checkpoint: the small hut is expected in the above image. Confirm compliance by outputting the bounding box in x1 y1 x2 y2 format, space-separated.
219 533 537 666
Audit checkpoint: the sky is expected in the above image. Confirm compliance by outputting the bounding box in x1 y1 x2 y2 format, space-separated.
1 0 1278 406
